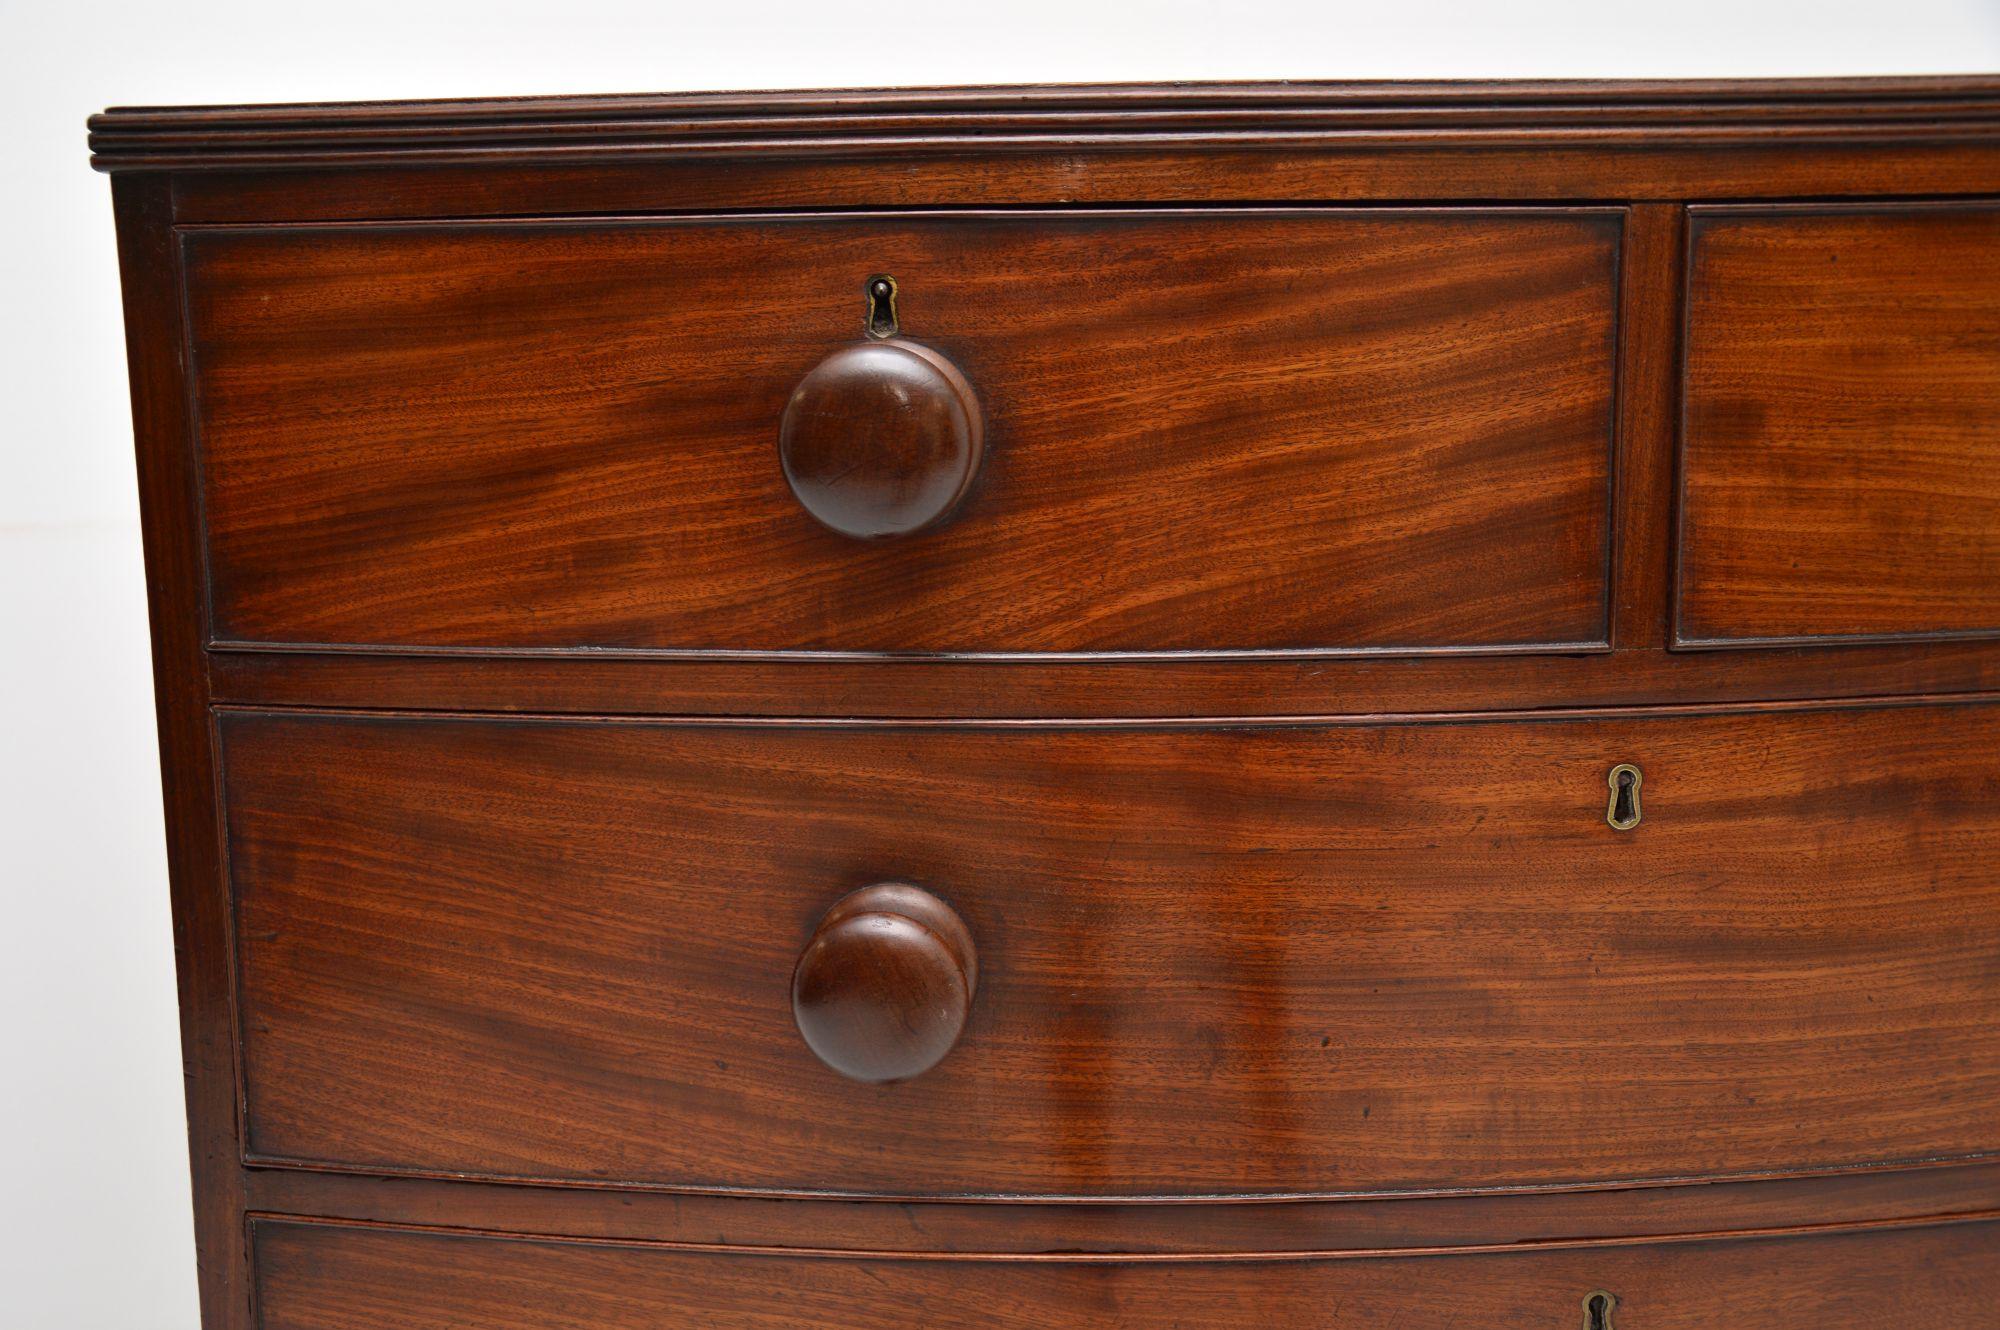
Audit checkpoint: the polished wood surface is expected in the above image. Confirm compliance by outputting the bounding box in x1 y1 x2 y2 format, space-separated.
94 80 2000 1327
221 703 2000 1197
792 882 978 1083
183 209 1617 655
1680 204 2000 647
779 334 985 540
207 638 2000 719
110 175 253 1330
161 140 2000 227
253 1216 2000 1330
87 79 2000 169
241 1156 2000 1256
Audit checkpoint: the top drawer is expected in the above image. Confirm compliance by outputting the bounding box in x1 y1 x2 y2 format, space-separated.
182 209 1619 656
1678 204 2000 648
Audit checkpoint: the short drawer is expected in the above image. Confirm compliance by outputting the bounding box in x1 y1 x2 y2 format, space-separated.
183 209 1618 656
254 1216 2000 1329
219 702 2000 1198
1678 204 2000 648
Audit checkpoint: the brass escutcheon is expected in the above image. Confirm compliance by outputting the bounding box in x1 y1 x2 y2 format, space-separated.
1583 1289 1618 1329
1605 764 1642 831
864 274 900 339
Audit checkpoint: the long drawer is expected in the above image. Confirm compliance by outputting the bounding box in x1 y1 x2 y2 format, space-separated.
183 209 1619 656
218 702 2000 1198
253 1216 2000 1329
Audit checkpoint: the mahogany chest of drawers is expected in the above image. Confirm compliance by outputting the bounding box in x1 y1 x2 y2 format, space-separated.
92 79 2000 1328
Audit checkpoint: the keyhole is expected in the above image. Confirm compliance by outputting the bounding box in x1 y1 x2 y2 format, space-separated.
1606 764 1642 831
865 275 899 339
1584 1289 1618 1329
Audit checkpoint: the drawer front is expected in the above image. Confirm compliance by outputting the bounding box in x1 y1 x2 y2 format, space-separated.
220 703 2000 1198
1678 204 2000 648
184 210 1618 655
255 1217 2000 1329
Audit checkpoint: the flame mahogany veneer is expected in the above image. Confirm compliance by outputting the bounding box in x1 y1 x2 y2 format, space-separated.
95 78 2000 1329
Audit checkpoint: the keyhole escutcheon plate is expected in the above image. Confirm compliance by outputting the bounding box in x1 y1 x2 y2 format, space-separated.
1606 764 1642 831
1583 1289 1618 1329
865 274 900 339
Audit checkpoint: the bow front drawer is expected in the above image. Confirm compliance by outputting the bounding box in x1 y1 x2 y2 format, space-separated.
253 1216 2000 1330
219 702 2000 1198
182 209 1620 656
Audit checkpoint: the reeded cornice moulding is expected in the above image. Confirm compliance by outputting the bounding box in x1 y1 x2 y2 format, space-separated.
89 76 2000 170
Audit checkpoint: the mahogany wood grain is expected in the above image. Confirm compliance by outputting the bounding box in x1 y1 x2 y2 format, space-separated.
1679 204 2000 647
252 1215 2000 1329
220 703 2000 1198
1609 204 1684 651
791 882 979 1083
183 209 1618 655
89 78 2000 170
88 82 2000 229
206 638 2000 718
240 1157 2000 1256
110 176 252 1330
92 82 2000 1324
160 143 2000 229
778 337 985 540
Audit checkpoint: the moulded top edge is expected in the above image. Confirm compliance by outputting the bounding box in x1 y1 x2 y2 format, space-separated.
87 75 2000 171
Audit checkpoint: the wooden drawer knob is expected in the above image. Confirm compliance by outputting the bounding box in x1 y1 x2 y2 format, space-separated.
791 882 978 1083
778 280 983 539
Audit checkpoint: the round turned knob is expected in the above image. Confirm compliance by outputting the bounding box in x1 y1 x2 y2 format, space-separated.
778 340 983 539
791 882 978 1083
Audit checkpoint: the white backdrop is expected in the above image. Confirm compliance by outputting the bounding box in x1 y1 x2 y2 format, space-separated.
6 2 2000 1325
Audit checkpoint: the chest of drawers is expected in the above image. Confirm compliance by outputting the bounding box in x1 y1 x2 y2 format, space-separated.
92 79 2000 1328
